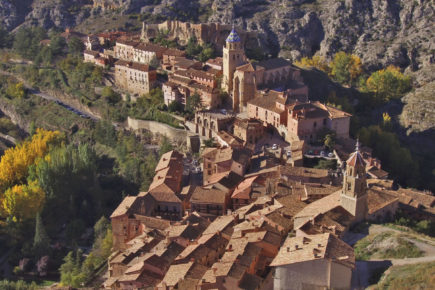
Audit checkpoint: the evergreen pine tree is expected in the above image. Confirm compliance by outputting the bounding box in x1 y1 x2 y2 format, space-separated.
33 212 50 258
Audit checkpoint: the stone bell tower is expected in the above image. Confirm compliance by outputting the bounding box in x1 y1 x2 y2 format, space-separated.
222 25 246 94
340 140 368 222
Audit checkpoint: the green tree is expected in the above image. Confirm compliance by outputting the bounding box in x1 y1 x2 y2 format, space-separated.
6 82 26 99
0 26 12 48
68 37 85 56
330 52 363 86
358 125 419 187
140 153 158 190
50 34 66 56
324 133 336 151
13 27 46 59
59 250 85 287
186 92 202 113
33 212 50 258
168 100 183 113
101 86 121 105
186 36 202 57
94 216 110 240
203 138 215 148
159 136 173 157
198 45 215 62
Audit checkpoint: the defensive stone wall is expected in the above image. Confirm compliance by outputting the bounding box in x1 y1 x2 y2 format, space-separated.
127 116 188 142
141 20 259 51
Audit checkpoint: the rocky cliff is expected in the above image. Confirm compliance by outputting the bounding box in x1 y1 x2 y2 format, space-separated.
1 0 433 70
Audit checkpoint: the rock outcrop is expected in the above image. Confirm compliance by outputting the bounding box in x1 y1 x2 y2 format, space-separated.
1 0 433 73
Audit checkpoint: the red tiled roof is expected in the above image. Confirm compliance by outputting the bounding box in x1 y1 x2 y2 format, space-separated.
115 60 154 72
270 233 355 269
231 176 258 200
110 196 138 218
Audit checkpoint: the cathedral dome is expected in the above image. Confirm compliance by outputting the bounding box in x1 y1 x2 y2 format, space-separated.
226 26 241 43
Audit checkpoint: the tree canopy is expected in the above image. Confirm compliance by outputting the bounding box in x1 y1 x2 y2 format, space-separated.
330 52 363 86
295 55 330 73
366 65 411 102
0 128 63 190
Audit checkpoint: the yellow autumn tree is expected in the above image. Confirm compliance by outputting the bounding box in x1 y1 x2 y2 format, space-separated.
295 55 330 73
330 52 363 86
2 180 45 221
0 128 63 190
366 65 412 102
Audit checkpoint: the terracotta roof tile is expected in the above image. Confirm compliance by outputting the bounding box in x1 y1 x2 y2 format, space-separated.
270 233 355 268
231 176 258 200
114 60 154 72
294 191 342 229
157 262 194 288
110 196 138 218
190 187 227 204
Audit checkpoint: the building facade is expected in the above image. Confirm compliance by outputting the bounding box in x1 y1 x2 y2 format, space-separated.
114 60 157 96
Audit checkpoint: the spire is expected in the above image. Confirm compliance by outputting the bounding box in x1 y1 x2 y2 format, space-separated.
226 24 241 43
347 139 365 168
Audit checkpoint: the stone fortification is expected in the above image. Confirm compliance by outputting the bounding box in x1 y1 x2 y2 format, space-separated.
141 20 258 51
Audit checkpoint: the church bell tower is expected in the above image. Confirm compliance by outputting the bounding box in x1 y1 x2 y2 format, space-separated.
340 140 368 222
222 25 246 94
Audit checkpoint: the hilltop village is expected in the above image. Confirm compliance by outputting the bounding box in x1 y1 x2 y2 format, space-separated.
72 23 435 289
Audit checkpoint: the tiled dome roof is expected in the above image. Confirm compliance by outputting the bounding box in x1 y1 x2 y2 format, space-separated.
226 26 241 43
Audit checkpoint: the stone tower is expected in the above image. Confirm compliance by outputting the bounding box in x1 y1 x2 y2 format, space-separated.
222 25 246 95
340 140 368 222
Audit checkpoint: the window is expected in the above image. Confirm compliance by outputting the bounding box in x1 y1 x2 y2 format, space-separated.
313 122 317 128
347 182 352 191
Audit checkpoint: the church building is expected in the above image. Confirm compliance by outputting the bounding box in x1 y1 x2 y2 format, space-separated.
222 26 307 112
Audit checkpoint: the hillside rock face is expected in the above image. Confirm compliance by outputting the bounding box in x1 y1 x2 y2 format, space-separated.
209 0 434 72
1 0 433 73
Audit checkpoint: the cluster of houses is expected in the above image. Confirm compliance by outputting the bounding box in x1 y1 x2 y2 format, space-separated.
104 137 435 289
74 24 435 289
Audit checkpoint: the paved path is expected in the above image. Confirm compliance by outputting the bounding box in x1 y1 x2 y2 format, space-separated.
351 224 435 289
0 132 17 145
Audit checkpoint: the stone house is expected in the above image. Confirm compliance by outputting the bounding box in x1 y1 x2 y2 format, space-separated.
114 39 138 62
133 43 167 64
231 176 260 210
164 68 221 109
202 146 251 184
114 60 157 96
287 101 351 142
190 187 230 217
233 118 264 146
270 233 355 290
162 48 186 71
83 50 110 67
205 57 223 70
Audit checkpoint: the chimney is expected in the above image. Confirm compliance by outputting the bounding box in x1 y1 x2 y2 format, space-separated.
286 247 290 252
295 244 299 250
